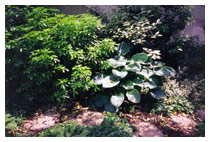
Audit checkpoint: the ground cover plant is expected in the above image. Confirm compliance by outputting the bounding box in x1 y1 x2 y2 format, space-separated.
5 5 205 137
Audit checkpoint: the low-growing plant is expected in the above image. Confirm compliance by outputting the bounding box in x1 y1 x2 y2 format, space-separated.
88 112 135 137
38 120 90 137
196 122 205 137
92 42 176 112
5 113 22 137
151 96 195 116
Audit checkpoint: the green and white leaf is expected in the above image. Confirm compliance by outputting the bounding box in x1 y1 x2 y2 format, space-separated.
125 61 141 72
136 67 154 78
91 73 104 85
112 69 128 79
144 80 157 89
108 56 127 68
117 42 131 56
132 53 148 63
133 78 144 87
154 66 176 77
110 93 124 108
102 75 120 88
126 89 141 103
122 81 134 90
150 88 166 100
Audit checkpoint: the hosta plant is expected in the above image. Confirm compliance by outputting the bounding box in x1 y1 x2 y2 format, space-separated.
92 42 176 112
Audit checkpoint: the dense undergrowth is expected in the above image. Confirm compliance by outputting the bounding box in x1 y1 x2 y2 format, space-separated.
5 5 205 137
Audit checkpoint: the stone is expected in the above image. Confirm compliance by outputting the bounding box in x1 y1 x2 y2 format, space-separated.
171 114 197 130
132 120 164 137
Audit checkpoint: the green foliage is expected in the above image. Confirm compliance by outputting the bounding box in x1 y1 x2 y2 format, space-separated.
88 112 135 137
151 96 195 116
92 42 176 112
38 121 90 137
91 5 193 63
5 113 22 137
39 113 134 137
196 122 205 137
6 6 116 107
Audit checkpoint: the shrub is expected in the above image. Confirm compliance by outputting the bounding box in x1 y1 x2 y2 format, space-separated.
92 42 176 112
6 6 117 107
90 5 193 64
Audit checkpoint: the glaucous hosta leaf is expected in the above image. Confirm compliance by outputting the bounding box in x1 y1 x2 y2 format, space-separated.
164 66 176 76
154 66 176 77
102 75 120 88
95 94 109 108
117 42 131 56
112 69 128 79
149 75 162 86
150 88 166 100
92 73 104 85
125 61 141 72
144 80 157 89
110 93 124 108
133 78 144 87
132 53 148 63
108 56 127 68
136 67 154 78
126 89 141 103
104 102 118 113
122 81 134 90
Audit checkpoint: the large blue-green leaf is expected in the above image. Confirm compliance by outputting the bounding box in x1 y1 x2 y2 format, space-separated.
117 42 131 56
95 94 109 108
133 78 144 87
136 67 154 78
92 73 104 85
110 93 124 108
149 75 162 86
112 69 128 79
144 80 157 89
154 66 176 77
104 102 118 113
126 89 141 103
125 61 141 72
102 75 120 88
122 81 134 90
108 56 127 68
150 88 166 100
132 53 148 63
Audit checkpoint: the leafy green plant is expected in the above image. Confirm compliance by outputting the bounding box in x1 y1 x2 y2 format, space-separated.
196 122 205 137
5 113 22 137
38 120 90 137
88 112 135 137
5 6 116 108
92 42 176 112
151 96 195 116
